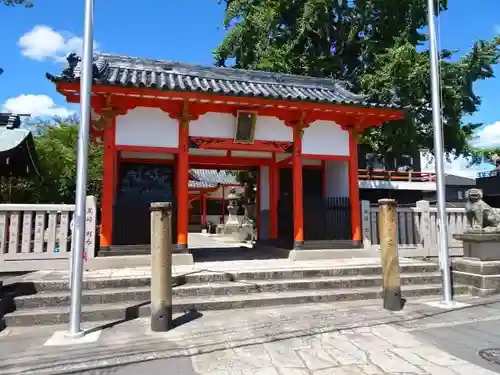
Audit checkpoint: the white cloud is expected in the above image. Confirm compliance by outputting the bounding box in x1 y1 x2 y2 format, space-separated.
2 95 75 118
470 121 500 148
18 25 98 62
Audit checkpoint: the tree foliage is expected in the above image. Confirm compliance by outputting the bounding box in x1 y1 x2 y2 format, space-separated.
468 145 500 165
0 117 102 204
214 0 500 157
1 0 33 7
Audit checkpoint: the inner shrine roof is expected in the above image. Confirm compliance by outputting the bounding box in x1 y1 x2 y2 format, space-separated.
47 53 398 110
189 169 238 189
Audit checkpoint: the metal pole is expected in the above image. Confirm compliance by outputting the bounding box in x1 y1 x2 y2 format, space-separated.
67 0 95 337
427 0 453 303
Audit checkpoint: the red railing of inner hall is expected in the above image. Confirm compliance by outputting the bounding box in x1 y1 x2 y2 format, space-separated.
358 169 436 182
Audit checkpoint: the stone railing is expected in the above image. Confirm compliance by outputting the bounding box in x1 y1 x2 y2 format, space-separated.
362 200 467 257
0 196 97 272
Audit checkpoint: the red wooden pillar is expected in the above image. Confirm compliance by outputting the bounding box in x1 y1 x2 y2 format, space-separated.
100 116 116 249
256 170 261 240
202 194 207 225
269 158 279 240
349 131 361 244
292 125 304 249
176 118 189 249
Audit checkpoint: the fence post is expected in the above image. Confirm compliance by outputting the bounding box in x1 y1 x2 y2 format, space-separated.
0 212 7 254
84 196 97 261
150 202 173 332
416 200 431 257
361 200 372 250
378 199 403 311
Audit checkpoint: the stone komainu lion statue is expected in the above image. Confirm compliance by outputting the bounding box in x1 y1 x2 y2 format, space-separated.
465 188 500 232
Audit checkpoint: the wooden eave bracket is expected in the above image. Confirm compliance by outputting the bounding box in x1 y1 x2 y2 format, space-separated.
164 101 205 121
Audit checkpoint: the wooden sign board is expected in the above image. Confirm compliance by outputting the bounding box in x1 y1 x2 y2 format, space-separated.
234 111 256 144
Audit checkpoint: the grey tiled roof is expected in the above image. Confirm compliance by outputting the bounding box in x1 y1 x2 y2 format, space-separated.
46 53 399 109
188 180 216 189
189 169 238 188
0 113 22 129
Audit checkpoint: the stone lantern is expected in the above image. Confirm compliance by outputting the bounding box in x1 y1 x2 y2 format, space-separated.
224 189 240 230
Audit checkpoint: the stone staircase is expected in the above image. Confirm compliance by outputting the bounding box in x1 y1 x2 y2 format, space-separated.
0 261 469 327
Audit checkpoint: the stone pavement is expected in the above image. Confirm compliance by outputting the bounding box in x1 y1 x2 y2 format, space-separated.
3 257 431 285
2 295 500 374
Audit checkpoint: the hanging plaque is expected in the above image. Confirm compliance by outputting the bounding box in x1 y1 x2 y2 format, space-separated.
234 110 256 144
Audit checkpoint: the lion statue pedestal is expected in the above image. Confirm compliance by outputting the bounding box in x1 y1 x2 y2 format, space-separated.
453 188 500 261
452 188 500 295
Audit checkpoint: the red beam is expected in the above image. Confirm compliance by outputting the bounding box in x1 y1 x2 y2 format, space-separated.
56 82 405 124
277 156 292 166
116 145 179 154
188 155 272 166
302 154 349 161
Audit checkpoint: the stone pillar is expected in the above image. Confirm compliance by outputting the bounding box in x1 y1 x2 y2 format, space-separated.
378 198 403 311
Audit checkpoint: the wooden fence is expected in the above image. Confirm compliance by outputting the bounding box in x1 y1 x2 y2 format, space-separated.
0 196 97 272
361 200 467 257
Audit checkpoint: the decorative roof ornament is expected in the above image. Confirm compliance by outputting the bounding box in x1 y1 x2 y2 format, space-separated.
61 53 81 79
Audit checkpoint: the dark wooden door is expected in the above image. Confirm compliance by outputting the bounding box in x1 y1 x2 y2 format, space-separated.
277 167 352 243
278 167 323 243
113 162 176 246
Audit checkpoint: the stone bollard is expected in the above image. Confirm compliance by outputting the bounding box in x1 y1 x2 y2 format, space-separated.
150 202 173 332
378 199 403 311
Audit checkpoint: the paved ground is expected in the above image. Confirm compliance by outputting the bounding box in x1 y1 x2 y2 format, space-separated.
2 295 500 374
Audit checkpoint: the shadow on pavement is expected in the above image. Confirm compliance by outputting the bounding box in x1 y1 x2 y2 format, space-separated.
85 305 203 334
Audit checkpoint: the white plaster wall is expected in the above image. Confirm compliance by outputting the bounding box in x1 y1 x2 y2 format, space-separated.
254 116 293 142
189 149 227 156
303 159 322 166
325 160 349 197
302 121 349 156
115 107 179 148
189 113 234 138
189 113 293 142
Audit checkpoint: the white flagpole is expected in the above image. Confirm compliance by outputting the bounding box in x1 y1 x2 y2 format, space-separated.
67 0 95 337
426 0 453 304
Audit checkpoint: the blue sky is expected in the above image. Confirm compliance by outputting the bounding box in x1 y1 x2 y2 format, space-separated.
0 0 499 148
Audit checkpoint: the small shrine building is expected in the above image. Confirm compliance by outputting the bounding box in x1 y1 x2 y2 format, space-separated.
47 53 404 256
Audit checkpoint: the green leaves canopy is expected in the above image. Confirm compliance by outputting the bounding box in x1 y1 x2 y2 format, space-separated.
1 0 33 7
0 117 102 204
214 0 500 157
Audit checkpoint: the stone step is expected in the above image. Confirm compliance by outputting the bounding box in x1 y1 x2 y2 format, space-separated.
7 263 439 292
3 284 469 327
9 272 443 309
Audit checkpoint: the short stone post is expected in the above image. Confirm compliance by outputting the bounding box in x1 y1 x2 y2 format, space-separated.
378 199 403 311
361 200 372 250
150 202 173 332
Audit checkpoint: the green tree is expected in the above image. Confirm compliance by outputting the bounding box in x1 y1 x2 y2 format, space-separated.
214 0 500 158
0 116 102 204
1 0 33 7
